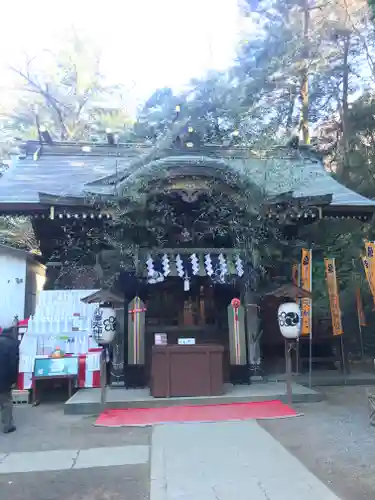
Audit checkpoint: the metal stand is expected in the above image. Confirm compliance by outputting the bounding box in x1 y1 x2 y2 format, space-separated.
100 352 107 411
286 341 293 407
358 320 365 360
295 337 300 374
308 333 313 389
340 335 347 384
249 363 263 382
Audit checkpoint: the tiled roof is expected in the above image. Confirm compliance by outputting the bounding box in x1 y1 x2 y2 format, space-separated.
0 155 122 203
0 142 374 210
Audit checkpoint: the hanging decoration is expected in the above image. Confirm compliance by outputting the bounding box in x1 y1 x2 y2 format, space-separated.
161 253 171 277
146 254 164 284
190 253 200 275
204 253 214 276
218 253 228 279
235 255 244 277
183 272 191 292
146 254 155 278
148 271 165 284
277 302 301 339
144 252 247 280
92 305 116 344
176 254 184 278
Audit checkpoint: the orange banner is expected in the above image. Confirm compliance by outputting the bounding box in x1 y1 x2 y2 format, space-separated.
362 255 375 303
300 249 312 336
364 241 375 305
324 258 343 336
356 288 366 327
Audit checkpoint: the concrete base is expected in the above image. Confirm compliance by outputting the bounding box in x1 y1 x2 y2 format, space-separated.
64 382 323 415
268 371 375 387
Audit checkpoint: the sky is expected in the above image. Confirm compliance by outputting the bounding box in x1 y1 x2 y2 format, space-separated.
0 0 241 108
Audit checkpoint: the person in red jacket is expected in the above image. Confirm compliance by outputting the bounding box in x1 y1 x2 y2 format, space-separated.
0 326 19 433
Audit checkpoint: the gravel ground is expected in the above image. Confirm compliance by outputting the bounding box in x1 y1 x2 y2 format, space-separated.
259 385 375 500
0 403 151 453
3 387 375 500
0 465 150 500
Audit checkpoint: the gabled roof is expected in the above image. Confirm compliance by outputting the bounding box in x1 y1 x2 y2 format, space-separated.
80 289 124 305
0 140 374 213
265 283 313 300
0 243 44 265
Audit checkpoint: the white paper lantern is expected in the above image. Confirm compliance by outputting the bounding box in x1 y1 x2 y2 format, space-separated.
278 302 301 339
92 305 116 344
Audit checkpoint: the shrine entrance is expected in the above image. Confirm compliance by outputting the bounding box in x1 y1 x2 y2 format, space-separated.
121 263 248 389
143 276 241 383
107 168 262 391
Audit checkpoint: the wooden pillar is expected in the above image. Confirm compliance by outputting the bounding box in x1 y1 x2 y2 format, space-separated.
127 297 146 365
245 290 262 380
199 285 205 326
227 301 247 365
183 298 194 326
111 307 125 386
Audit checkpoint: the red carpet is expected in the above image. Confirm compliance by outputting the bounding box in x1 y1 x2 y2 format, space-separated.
95 400 299 427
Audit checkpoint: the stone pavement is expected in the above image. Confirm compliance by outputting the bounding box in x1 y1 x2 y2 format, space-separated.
0 445 148 474
0 405 344 500
0 405 151 500
150 420 341 500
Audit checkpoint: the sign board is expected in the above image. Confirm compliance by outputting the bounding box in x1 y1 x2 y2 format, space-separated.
34 357 79 378
154 333 167 346
72 314 86 332
178 338 196 345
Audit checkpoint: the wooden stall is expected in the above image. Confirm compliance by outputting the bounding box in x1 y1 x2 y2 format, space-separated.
151 344 224 397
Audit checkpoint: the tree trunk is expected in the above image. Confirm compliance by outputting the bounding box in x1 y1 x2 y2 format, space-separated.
341 33 351 182
299 0 310 145
286 85 297 136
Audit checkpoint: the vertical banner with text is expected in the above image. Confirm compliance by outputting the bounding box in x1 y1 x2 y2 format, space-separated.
300 249 312 337
364 241 375 306
324 258 343 336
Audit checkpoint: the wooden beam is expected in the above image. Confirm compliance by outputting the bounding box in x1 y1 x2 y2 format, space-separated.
138 248 244 255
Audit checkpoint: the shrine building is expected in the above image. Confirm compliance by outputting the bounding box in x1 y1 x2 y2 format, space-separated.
0 130 374 393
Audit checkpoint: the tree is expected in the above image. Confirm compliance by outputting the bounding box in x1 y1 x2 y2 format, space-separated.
0 31 132 141
133 87 181 139
0 216 39 254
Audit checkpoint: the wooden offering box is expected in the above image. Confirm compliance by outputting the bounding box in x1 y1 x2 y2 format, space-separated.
151 344 224 398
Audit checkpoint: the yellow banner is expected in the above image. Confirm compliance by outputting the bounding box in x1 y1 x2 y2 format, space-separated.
324 258 343 336
356 288 366 327
300 249 312 336
364 241 375 305
362 256 375 303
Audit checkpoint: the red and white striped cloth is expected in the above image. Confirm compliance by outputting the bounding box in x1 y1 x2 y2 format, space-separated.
17 348 102 390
